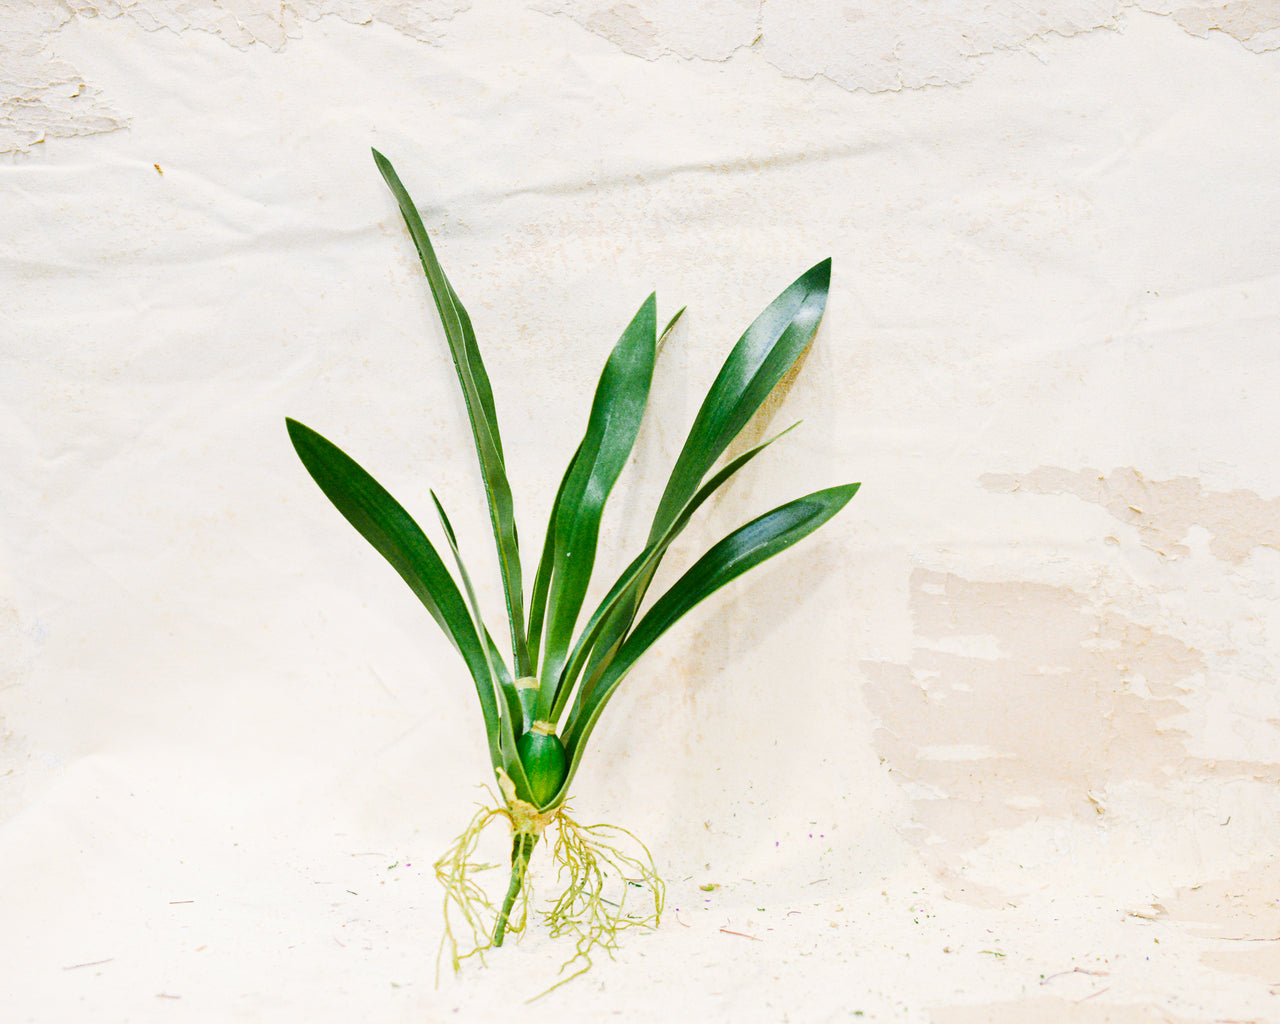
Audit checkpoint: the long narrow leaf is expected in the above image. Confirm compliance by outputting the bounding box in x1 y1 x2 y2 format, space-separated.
651 259 832 537
532 303 677 690
577 261 833 692
556 483 859 802
547 423 800 723
372 148 531 676
432 492 530 794
286 417 504 768
525 442 580 670
535 295 657 706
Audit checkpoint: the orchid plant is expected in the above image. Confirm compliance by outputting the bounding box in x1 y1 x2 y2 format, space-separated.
286 150 858 980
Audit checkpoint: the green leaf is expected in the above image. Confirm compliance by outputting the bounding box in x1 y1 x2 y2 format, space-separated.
576 261 833 694
529 301 673 682
431 492 528 789
534 295 657 708
285 417 504 768
525 443 580 671
658 306 686 349
548 423 800 723
372 148 531 677
651 259 832 539
556 482 859 801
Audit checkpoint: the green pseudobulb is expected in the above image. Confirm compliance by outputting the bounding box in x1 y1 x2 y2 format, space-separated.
516 728 568 808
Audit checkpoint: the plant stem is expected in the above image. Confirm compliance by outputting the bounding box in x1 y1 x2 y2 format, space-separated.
493 831 538 946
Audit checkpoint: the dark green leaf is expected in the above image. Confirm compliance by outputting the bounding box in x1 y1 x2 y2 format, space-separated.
575 262 833 695
525 443 580 671
651 259 831 539
372 148 531 676
548 423 800 723
535 295 657 706
556 482 859 801
286 417 504 767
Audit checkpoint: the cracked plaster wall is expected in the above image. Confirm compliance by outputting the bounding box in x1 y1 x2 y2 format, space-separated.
6 0 1280 151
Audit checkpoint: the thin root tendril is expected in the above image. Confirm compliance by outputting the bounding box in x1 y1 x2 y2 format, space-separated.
433 796 664 992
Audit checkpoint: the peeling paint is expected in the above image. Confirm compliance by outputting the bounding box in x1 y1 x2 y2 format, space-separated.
540 0 1280 90
0 6 126 152
532 0 758 61
982 467 1280 563
760 0 1126 92
862 569 1203 853
1155 0 1280 51
71 0 471 50
1 0 469 153
9 1 1280 154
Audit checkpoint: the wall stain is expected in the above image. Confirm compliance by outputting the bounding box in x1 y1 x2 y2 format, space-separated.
981 466 1280 563
1163 858 1280 939
862 568 1203 853
582 4 663 59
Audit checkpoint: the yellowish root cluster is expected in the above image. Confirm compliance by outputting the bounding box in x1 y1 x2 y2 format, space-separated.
433 795 664 991
541 816 665 990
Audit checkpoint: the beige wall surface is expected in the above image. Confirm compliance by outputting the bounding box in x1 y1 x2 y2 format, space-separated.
3 2 1279 1021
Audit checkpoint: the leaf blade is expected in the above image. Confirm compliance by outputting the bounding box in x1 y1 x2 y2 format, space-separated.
574 261 833 697
651 259 832 539
285 417 504 767
535 294 657 705
548 423 800 723
372 148 531 676
556 482 859 800
432 491 528 786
